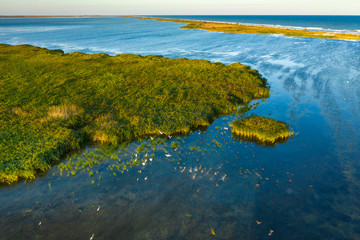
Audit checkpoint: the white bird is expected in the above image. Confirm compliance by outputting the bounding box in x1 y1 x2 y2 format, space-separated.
181 167 186 173
174 148 178 151
168 135 172 139
97 206 100 212
90 234 94 240
165 154 171 157
159 131 163 135
137 178 139 181
221 174 227 181
38 222 42 226
150 136 154 140
223 127 228 130
142 162 146 166
144 176 148 181
149 158 153 161
134 153 137 158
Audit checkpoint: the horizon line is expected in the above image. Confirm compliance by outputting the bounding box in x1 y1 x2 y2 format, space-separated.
1 14 360 17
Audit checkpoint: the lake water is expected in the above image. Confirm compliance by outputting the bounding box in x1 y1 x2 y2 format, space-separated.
0 16 360 240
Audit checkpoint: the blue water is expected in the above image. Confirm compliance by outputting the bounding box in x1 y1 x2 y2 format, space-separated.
0 16 360 239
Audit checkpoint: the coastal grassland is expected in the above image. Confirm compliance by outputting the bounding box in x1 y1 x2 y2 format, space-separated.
0 44 269 183
126 16 360 41
231 116 293 144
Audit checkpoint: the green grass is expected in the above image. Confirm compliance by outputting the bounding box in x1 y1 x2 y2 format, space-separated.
126 16 360 41
231 116 293 144
0 44 270 183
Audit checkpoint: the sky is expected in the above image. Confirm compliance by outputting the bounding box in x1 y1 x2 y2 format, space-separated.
1 0 360 15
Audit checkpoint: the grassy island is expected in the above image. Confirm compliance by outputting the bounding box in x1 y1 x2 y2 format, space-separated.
0 44 270 183
231 116 293 144
126 16 360 41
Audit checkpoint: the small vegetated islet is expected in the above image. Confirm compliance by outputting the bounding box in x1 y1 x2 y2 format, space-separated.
0 44 270 183
231 116 293 144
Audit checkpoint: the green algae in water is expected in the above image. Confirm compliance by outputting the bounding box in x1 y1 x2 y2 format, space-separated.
171 142 180 149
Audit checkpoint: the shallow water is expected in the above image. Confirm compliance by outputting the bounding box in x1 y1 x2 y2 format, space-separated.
0 17 360 239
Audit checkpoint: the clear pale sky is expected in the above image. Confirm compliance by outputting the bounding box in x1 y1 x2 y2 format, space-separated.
1 0 359 15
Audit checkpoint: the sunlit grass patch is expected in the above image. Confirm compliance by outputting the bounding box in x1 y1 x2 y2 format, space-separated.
47 105 84 119
231 116 293 144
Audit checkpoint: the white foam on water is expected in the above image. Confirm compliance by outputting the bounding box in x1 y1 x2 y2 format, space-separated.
264 57 305 68
0 26 80 34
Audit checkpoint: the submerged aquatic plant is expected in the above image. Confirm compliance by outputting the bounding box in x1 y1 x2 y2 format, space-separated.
231 116 293 144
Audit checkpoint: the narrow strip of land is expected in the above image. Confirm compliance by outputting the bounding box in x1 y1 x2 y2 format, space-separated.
125 16 360 41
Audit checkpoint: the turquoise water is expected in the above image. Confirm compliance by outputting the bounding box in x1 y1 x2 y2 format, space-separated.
0 17 360 239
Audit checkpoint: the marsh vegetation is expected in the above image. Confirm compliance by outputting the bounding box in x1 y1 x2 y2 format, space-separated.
0 44 270 183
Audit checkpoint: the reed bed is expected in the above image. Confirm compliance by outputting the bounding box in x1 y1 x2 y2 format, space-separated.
0 44 269 183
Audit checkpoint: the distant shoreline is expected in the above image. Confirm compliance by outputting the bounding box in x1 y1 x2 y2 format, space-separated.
125 16 360 41
0 15 113 18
